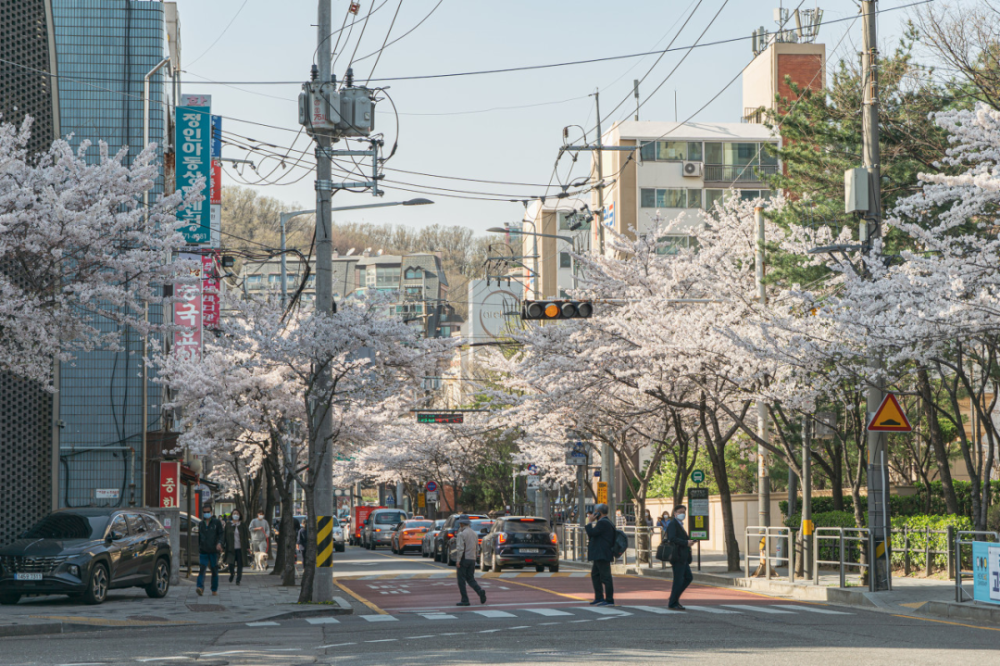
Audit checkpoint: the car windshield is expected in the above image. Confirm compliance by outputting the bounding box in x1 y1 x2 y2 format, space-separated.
374 512 405 525
505 519 550 532
403 521 432 529
435 520 445 528
23 513 109 540
470 520 493 532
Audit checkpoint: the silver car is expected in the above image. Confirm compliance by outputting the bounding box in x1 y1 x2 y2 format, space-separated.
332 523 345 552
362 509 408 550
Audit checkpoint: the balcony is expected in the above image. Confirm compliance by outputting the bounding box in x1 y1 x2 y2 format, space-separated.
704 164 778 184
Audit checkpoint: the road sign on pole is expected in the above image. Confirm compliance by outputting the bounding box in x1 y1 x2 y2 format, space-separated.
867 393 912 432
691 470 705 485
597 482 608 504
417 492 426 508
688 487 710 540
425 481 438 493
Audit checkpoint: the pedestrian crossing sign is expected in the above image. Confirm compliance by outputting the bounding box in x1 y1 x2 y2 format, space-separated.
867 393 912 432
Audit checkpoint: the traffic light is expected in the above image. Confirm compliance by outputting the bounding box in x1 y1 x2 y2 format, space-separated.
521 300 594 320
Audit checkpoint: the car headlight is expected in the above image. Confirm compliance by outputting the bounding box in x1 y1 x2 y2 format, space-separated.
68 564 80 577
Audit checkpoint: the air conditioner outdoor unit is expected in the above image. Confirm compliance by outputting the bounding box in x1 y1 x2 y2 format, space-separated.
682 161 703 177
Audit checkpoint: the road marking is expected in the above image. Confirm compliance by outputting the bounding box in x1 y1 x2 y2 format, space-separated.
499 573 520 578
202 651 251 657
533 572 553 577
488 576 590 602
892 614 1000 633
625 605 676 615
387 600 586 612
305 617 340 625
569 573 588 577
359 575 381 580
479 628 503 633
136 658 192 663
773 604 851 615
365 639 397 643
722 605 795 614
406 635 436 639
507 625 530 629
685 606 741 614
246 621 280 626
569 619 593 623
316 643 357 648
335 578 388 615
522 608 573 617
472 610 517 618
360 615 398 622
420 613 457 620
538 621 562 626
578 606 632 616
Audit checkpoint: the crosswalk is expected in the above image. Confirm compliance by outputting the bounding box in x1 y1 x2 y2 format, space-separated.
264 603 852 628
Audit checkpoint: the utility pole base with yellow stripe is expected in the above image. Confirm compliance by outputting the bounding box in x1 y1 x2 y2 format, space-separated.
316 516 334 568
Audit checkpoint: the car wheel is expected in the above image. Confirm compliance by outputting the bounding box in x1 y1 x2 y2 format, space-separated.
480 552 489 572
336 544 345 553
535 565 545 572
0 592 20 606
83 563 109 605
145 558 170 599
434 546 441 562
549 564 559 573
491 551 502 573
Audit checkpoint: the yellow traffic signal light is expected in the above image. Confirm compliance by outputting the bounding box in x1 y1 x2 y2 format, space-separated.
521 300 594 321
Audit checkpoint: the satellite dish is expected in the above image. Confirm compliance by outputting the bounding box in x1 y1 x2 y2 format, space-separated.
346 248 356 256
377 249 384 256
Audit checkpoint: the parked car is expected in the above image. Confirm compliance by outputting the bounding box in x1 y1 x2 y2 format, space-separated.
420 520 445 558
361 508 408 550
480 516 559 573
351 506 383 546
178 512 201 566
390 519 434 555
0 508 172 605
432 514 489 565
332 522 345 552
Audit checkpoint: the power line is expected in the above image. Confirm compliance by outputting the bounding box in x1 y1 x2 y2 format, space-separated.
187 0 250 68
365 0 405 84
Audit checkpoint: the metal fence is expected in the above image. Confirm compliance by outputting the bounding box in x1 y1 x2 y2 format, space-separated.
812 527 872 589
59 444 141 508
954 530 1000 603
745 526 795 583
894 525 955 578
559 523 707 570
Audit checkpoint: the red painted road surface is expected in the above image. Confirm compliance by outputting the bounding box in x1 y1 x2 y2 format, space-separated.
338 568 788 614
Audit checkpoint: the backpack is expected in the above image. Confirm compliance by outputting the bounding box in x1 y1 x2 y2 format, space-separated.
611 527 629 559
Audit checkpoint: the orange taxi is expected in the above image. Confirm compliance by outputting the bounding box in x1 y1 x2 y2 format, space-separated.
390 519 435 555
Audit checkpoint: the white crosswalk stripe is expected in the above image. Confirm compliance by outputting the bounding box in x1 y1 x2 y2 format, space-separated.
578 606 632 616
245 621 279 627
624 605 677 614
420 613 457 620
685 605 742 614
773 604 851 615
522 608 574 617
722 605 796 614
305 617 340 625
361 615 398 622
473 610 517 618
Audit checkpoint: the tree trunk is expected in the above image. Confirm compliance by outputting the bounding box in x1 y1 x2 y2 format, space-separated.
917 365 960 514
298 483 316 603
701 430 740 571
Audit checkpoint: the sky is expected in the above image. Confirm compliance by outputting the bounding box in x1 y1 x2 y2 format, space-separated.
177 0 938 236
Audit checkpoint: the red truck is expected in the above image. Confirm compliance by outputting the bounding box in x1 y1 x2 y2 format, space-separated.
351 505 384 545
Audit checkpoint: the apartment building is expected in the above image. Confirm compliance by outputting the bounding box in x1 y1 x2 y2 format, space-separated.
519 198 591 300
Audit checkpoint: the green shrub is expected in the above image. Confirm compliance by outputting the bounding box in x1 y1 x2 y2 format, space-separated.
891 514 971 573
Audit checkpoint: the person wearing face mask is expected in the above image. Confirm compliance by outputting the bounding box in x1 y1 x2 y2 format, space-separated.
666 505 693 610
249 511 271 571
224 510 251 585
196 503 225 597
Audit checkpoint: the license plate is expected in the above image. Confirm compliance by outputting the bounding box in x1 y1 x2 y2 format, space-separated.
15 573 42 581
520 548 541 554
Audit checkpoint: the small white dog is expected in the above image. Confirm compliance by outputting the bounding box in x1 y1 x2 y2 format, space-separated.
253 542 268 570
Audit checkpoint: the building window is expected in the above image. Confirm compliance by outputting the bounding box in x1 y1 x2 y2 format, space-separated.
705 189 772 209
704 142 779 182
376 266 400 289
357 267 366 287
641 188 701 208
640 141 656 162
656 235 692 255
246 275 263 289
404 266 421 280
687 142 703 161
560 252 572 268
705 189 728 210
642 141 703 161
306 275 316 288
267 273 281 286
559 289 569 298
657 141 688 161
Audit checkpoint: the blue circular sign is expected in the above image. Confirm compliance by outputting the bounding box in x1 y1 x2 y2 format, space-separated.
528 464 539 475
425 481 438 492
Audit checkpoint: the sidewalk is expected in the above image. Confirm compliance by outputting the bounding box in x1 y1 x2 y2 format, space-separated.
0 565 352 638
565 548 1000 626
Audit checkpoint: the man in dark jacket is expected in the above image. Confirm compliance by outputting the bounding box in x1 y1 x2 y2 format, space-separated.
196 503 225 596
585 503 615 606
224 510 251 585
665 505 693 610
296 522 308 565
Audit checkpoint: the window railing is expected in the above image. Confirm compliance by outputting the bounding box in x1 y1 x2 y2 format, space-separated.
704 164 778 183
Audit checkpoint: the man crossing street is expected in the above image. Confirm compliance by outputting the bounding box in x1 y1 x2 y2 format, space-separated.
454 516 486 607
586 503 616 606
196 503 224 597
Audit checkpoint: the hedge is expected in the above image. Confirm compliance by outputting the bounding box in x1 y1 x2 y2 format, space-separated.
779 494 924 520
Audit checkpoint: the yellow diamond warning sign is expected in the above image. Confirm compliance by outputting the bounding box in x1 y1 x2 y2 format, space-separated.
867 393 912 432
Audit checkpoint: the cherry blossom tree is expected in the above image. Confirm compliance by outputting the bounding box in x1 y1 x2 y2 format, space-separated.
0 117 198 385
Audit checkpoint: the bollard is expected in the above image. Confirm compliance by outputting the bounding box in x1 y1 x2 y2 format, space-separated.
947 525 955 580
903 527 910 576
839 528 846 588
813 529 820 586
925 527 932 577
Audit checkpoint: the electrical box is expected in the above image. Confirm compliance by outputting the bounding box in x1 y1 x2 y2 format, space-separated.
338 87 374 137
299 82 341 136
845 168 869 214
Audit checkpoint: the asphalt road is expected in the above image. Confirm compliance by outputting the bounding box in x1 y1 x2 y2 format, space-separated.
5 544 1000 666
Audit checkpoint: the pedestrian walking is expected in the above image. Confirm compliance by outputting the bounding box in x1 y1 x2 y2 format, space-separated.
224 510 251 585
615 509 626 529
196 504 224 597
585 503 615 606
454 516 486 607
249 511 271 571
644 509 653 528
296 521 308 565
665 505 693 610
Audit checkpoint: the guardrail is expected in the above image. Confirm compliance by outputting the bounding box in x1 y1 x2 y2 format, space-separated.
558 523 683 569
894 525 955 578
954 530 1000 603
813 527 871 589
745 526 795 583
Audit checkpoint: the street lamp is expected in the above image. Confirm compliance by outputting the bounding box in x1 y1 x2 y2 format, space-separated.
278 199 434 306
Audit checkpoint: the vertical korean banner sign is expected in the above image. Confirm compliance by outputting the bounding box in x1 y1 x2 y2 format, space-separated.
202 254 220 330
159 461 180 508
176 106 212 244
173 254 203 360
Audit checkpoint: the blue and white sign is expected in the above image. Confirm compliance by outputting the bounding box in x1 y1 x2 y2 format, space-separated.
603 202 615 228
176 106 212 244
972 541 1000 604
425 481 438 492
527 464 539 475
211 115 222 159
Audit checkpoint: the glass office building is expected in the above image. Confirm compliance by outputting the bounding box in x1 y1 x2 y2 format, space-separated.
52 0 167 508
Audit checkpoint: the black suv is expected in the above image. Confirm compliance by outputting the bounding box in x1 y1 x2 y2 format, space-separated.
432 514 489 565
0 508 172 605
479 516 559 573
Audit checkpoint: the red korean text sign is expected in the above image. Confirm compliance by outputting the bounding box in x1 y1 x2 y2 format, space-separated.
202 253 220 330
159 461 180 508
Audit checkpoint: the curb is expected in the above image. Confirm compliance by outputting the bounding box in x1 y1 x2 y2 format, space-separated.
914 599 1000 626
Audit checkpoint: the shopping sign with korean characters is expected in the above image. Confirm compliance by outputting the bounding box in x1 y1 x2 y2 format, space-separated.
159 462 180 508
174 254 204 359
175 105 212 244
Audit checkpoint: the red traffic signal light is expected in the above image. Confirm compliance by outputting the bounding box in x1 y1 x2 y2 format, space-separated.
522 300 593 320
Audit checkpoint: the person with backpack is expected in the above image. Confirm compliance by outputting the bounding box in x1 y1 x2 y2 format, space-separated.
665 505 694 610
585 503 617 606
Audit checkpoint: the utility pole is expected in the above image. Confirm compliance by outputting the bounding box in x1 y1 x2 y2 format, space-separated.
802 416 812 578
861 0 889 592
312 0 335 604
633 79 639 121
593 90 606 256
754 205 770 530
